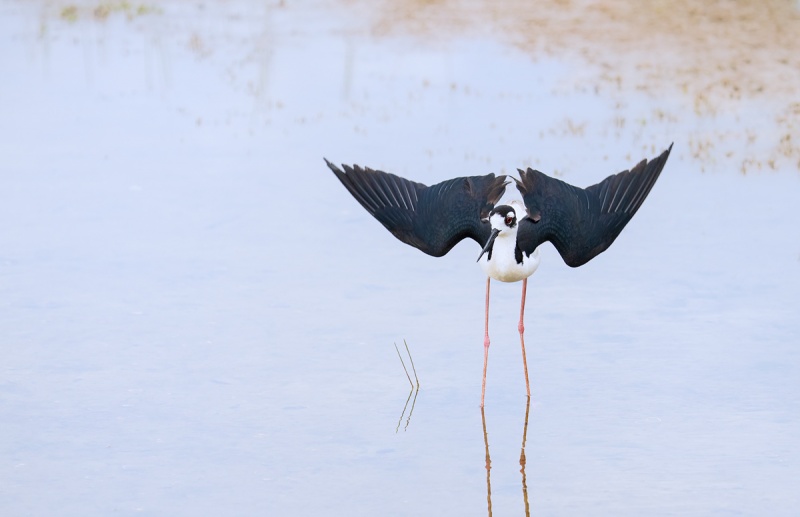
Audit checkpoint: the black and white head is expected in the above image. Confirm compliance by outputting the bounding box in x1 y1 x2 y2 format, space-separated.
477 202 525 261
488 204 519 232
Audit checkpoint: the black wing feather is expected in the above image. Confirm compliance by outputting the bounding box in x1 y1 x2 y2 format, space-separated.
326 159 508 257
515 144 672 267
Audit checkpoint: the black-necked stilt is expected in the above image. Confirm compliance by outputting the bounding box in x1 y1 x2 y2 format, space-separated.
325 144 672 406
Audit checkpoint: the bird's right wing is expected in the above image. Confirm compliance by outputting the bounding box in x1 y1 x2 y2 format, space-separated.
326 159 508 257
515 145 672 267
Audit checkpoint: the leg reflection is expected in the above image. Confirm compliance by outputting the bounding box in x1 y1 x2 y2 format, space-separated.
481 398 531 516
481 406 493 517
520 395 531 516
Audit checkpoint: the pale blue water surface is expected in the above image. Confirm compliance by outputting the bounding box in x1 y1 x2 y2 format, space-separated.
1 1 799 515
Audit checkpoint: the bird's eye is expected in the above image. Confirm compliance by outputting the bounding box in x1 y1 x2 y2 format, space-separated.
505 215 514 226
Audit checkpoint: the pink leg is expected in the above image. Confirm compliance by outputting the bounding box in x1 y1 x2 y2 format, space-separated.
481 277 491 407
519 278 531 397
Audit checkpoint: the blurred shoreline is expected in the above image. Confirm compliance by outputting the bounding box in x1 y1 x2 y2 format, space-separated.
8 0 800 173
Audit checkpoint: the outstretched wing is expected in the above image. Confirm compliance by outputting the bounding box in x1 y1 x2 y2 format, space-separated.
326 159 508 257
515 144 672 267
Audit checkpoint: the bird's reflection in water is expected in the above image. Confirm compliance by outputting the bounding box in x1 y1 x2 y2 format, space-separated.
481 406 493 516
481 397 532 517
520 396 531 516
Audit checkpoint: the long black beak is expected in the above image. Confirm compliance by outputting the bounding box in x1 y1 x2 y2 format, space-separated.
477 229 500 262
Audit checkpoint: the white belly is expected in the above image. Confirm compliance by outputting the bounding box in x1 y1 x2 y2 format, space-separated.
478 237 541 283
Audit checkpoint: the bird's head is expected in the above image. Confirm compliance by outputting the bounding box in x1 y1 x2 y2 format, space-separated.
477 204 519 261
488 204 519 231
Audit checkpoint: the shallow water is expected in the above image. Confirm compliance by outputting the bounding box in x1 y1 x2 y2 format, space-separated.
1 1 799 515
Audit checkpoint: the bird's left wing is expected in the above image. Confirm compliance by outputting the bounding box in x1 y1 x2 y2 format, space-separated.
326 159 508 257
514 144 672 267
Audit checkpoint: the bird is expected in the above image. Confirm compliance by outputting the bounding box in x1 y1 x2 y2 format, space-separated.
325 144 672 407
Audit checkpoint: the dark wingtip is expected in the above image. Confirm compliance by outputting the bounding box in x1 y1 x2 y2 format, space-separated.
485 174 509 206
656 143 673 165
513 167 543 196
652 142 673 174
324 157 343 173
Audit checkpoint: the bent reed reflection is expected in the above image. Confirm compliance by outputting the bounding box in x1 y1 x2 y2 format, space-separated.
395 340 420 432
